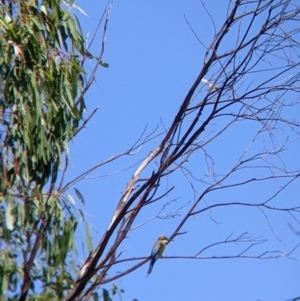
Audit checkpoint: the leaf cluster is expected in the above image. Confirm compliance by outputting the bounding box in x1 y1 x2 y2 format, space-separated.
0 0 87 298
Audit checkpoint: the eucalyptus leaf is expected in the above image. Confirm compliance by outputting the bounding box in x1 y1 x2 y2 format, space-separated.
85 222 93 253
5 198 14 230
74 188 85 205
67 193 75 205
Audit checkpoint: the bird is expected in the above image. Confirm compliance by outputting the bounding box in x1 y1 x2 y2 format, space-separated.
147 235 169 276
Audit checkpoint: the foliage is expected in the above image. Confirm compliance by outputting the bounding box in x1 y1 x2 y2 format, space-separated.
0 0 86 299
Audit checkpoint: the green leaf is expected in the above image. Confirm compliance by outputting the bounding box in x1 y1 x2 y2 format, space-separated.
74 188 85 204
91 292 99 301
85 222 93 252
67 193 75 205
0 17 10 30
31 17 44 31
103 289 113 301
99 61 109 68
40 5 47 15
16 201 25 227
5 197 14 230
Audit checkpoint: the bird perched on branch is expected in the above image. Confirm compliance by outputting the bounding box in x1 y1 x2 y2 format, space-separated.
147 235 169 276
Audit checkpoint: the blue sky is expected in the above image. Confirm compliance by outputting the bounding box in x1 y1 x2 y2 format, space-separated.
64 1 300 300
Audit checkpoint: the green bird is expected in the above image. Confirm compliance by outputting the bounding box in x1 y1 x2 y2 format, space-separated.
147 235 169 276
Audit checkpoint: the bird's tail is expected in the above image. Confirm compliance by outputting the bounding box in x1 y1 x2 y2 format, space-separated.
147 263 153 276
